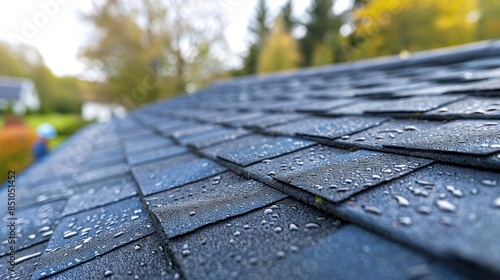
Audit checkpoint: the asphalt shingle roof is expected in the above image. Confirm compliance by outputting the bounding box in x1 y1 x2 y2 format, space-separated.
2 41 500 279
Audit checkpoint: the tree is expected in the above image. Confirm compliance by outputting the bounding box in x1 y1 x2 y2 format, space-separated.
281 0 297 32
477 0 500 40
349 0 478 60
257 16 301 73
81 0 228 108
0 43 82 113
240 0 270 75
301 0 343 66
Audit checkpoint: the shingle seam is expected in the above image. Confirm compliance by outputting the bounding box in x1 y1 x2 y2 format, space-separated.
118 128 188 280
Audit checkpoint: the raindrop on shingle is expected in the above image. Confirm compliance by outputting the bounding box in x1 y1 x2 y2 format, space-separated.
345 179 353 184
267 171 277 176
274 226 283 233
305 223 320 229
249 257 258 265
290 245 299 252
38 226 51 232
416 180 435 187
471 188 479 195
372 174 381 179
355 137 366 142
493 197 500 208
393 195 410 207
28 234 36 239
364 205 383 215
417 206 431 215
243 224 250 230
113 231 125 238
288 223 299 231
399 217 412 226
189 211 196 216
104 270 114 277
134 245 142 251
404 126 418 131
74 244 83 250
480 179 497 187
233 231 241 237
264 209 273 215
270 205 280 209
436 200 457 212
340 135 350 140
182 249 191 257
276 251 286 258
63 231 78 239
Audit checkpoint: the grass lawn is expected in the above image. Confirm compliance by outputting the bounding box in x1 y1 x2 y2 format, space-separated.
1 114 91 149
0 114 92 184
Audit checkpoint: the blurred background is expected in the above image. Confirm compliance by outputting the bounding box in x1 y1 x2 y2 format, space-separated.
1 0 500 183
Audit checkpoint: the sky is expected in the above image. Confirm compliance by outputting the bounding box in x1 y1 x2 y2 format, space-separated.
0 0 350 78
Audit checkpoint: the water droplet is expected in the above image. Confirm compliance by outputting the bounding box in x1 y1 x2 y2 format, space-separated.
134 245 142 251
274 226 283 233
364 205 383 215
113 231 125 238
288 223 299 231
74 244 83 250
372 174 381 179
471 188 479 194
436 200 457 212
243 224 250 230
404 126 418 131
340 135 350 140
417 206 431 215
305 223 320 229
416 180 435 187
28 234 36 239
267 171 277 176
189 211 196 216
276 251 286 258
355 137 366 142
480 179 497 187
264 209 273 215
393 195 410 207
38 226 50 232
493 197 500 208
104 270 114 277
233 231 241 236
130 215 140 221
182 249 191 257
63 231 78 239
399 217 412 226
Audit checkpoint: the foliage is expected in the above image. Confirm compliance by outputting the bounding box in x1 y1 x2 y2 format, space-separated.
300 0 343 66
81 0 228 108
258 17 301 73
0 114 90 184
349 0 478 59
0 43 82 114
477 0 500 40
240 0 270 75
0 117 37 184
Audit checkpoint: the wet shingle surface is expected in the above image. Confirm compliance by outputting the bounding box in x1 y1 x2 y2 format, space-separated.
146 172 286 238
6 41 500 279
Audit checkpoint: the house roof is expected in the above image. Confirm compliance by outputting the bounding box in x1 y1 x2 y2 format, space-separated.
2 40 500 279
0 77 33 100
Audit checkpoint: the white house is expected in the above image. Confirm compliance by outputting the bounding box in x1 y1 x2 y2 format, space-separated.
0 76 40 115
82 100 127 123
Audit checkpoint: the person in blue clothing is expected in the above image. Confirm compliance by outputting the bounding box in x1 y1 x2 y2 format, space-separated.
32 123 57 160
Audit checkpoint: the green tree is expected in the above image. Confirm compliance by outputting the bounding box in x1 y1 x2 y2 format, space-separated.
301 0 343 66
81 0 227 108
349 0 478 59
257 16 301 73
0 43 82 113
240 0 270 75
477 0 500 40
281 0 297 32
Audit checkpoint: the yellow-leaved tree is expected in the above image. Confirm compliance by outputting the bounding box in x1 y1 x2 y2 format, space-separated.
257 16 301 73
349 0 478 59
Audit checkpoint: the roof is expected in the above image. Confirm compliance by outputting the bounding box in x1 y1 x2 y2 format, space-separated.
2 40 500 279
0 77 33 101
